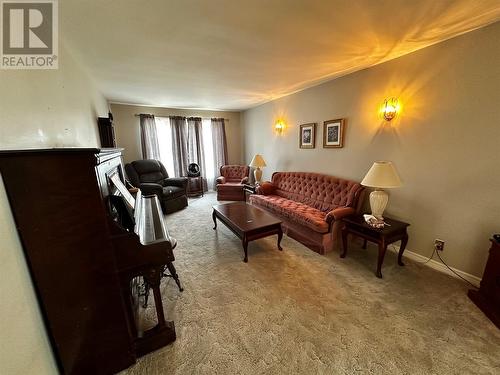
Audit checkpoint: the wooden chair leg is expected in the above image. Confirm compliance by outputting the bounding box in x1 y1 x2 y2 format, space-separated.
164 262 183 292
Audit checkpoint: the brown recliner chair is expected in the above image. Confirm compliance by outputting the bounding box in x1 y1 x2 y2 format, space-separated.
125 159 188 214
216 165 250 201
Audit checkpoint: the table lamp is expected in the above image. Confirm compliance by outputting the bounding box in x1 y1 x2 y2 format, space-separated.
249 154 267 184
361 161 402 219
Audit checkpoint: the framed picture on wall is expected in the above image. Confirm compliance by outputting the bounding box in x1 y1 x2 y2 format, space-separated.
299 123 316 149
323 118 345 148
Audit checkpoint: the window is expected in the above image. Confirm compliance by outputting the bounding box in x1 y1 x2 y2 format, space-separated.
154 117 217 190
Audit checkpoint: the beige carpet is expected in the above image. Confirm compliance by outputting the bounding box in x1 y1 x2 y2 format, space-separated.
121 193 500 375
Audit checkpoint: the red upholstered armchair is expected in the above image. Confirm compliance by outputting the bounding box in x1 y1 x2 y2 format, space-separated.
216 165 250 201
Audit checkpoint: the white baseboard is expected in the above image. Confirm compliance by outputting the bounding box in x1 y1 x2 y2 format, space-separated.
387 245 481 288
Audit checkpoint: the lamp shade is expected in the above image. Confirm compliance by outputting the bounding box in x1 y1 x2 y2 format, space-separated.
361 161 402 188
249 154 267 168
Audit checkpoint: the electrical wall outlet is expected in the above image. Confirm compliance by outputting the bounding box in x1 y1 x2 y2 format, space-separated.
434 239 445 251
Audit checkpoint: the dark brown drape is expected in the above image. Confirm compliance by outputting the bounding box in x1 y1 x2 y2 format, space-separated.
170 116 188 177
211 117 228 189
139 114 161 160
187 117 207 191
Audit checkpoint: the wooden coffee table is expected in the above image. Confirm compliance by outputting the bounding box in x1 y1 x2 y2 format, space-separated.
212 202 283 262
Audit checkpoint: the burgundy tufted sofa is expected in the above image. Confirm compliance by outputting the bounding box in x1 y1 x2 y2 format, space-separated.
216 165 250 201
249 172 365 254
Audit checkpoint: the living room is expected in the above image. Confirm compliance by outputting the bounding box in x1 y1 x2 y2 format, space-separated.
1 1 500 374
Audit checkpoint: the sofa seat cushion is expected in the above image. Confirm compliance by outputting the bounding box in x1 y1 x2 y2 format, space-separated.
218 182 244 190
250 194 329 233
139 171 165 183
162 186 185 199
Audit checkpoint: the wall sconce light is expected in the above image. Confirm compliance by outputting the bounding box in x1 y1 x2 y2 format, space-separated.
275 120 285 134
381 98 400 121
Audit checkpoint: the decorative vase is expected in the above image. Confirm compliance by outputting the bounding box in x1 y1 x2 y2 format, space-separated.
369 189 388 219
254 168 262 184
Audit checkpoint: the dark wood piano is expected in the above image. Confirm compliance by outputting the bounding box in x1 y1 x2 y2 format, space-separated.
0 148 178 374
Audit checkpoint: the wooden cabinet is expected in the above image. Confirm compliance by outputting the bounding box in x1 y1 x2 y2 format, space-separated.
468 239 500 329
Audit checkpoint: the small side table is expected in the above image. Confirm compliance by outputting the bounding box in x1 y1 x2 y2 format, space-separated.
187 176 204 197
341 215 410 278
243 183 257 202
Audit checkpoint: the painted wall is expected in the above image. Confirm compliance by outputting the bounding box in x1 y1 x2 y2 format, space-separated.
242 22 500 278
110 103 244 164
0 44 109 374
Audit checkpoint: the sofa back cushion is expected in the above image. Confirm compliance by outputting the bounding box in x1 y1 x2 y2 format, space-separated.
220 165 249 182
271 172 363 212
127 159 168 185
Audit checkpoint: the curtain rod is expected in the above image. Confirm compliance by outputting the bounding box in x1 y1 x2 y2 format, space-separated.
134 113 229 121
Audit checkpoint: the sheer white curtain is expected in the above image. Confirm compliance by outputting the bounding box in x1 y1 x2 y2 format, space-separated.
155 116 216 190
210 118 227 181
202 119 215 190
154 117 175 177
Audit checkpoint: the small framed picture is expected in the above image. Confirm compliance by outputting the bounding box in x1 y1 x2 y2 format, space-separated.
299 123 316 149
323 118 345 148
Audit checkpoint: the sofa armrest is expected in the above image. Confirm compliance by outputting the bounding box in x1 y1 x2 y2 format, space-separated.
240 176 249 184
164 177 188 190
216 176 226 185
140 183 164 197
256 182 276 195
325 207 355 224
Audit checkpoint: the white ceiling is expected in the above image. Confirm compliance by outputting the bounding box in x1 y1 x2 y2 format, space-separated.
61 0 500 111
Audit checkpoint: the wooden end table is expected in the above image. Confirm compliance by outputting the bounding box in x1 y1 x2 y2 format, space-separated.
212 202 282 262
243 183 257 202
187 176 204 197
341 215 410 278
